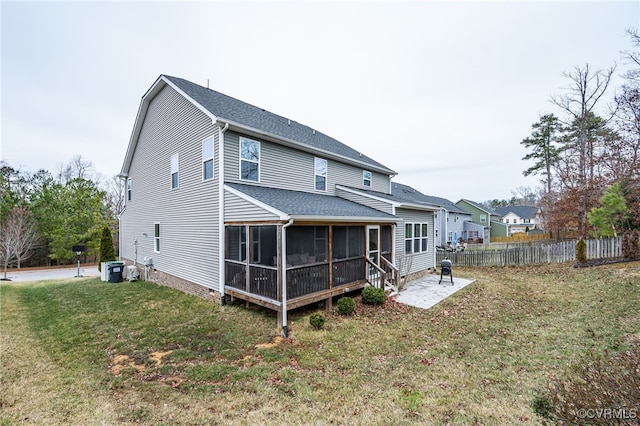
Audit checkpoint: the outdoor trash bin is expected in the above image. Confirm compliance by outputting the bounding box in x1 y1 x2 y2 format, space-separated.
439 258 453 285
108 262 124 283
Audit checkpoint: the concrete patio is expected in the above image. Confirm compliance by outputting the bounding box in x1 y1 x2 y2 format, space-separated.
392 273 476 310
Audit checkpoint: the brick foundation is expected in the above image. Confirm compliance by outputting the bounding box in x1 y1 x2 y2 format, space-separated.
120 258 222 303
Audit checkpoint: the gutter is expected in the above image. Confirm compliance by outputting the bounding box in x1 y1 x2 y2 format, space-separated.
218 121 229 305
281 218 294 337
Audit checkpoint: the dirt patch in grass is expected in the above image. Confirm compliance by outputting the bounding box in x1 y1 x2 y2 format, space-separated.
2 263 639 425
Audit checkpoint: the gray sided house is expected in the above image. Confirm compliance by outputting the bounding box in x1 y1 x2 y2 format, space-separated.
119 75 437 334
455 199 501 244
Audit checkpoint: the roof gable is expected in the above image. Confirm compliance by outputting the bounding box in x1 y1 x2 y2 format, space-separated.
456 199 497 216
162 75 396 175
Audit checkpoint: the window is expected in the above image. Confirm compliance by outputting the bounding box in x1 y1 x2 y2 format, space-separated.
405 224 413 253
171 154 179 189
226 226 246 262
126 178 132 201
202 136 214 180
363 170 372 187
480 214 486 223
154 223 160 253
314 157 327 191
448 231 453 243
405 223 429 253
240 137 260 181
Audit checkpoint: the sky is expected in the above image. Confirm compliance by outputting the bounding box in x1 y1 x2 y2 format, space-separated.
1 1 638 203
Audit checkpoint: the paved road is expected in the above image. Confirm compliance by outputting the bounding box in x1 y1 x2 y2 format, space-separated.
1 265 101 283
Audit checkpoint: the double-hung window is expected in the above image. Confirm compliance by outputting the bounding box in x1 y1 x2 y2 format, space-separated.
363 170 372 187
405 223 429 253
126 178 132 201
171 154 179 189
315 157 327 191
154 223 160 253
240 137 260 182
202 136 214 180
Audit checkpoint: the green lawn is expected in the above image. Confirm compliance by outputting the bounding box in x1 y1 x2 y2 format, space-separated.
1 262 639 425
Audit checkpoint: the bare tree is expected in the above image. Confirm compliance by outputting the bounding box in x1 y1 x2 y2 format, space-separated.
0 207 39 279
55 156 96 184
622 28 640 82
551 63 615 236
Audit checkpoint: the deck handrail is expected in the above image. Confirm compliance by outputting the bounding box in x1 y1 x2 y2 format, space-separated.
380 256 399 292
365 258 387 289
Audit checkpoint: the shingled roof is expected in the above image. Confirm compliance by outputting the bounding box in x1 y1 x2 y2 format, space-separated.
337 182 466 213
226 183 396 221
493 205 539 219
161 75 395 175
390 183 469 213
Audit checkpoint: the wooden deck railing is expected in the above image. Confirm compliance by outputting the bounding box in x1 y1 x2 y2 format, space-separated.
366 258 387 289
287 263 329 299
226 257 369 302
332 257 365 286
380 256 399 291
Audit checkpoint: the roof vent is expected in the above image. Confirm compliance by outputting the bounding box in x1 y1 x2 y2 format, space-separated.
312 129 316 135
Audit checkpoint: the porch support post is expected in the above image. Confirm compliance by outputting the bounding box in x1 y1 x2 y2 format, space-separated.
277 223 283 329
326 225 333 312
245 224 250 308
280 219 294 337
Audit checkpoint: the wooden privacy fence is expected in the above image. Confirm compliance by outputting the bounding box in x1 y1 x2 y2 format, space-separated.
436 237 623 267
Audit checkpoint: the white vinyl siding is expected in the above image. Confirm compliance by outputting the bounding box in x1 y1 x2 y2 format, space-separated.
335 187 394 215
240 137 260 182
119 84 221 291
224 190 280 222
315 157 327 191
396 208 435 273
171 153 179 189
202 136 214 180
223 131 391 195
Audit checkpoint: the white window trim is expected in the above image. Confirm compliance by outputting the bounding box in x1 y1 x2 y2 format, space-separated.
404 222 429 254
314 157 327 192
171 153 179 189
363 170 372 187
239 136 260 182
202 136 214 181
154 222 160 253
126 178 132 202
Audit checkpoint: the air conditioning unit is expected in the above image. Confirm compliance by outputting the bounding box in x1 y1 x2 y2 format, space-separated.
125 265 139 281
143 256 153 266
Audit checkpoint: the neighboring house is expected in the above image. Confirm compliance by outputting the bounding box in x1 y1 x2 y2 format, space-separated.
493 206 542 235
382 184 472 248
119 75 437 335
455 199 501 243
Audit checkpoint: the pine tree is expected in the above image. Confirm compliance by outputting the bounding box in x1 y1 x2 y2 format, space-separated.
99 226 115 271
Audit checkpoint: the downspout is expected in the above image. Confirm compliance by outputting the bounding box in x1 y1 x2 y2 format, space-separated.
218 121 229 305
281 218 294 337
